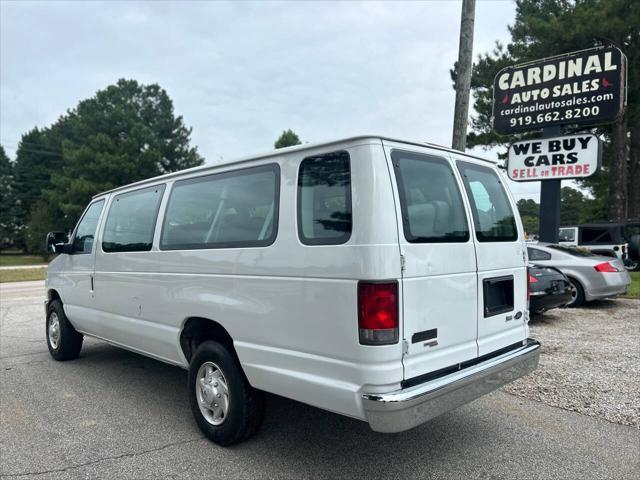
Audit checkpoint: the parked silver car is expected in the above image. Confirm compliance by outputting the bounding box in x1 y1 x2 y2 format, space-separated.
527 243 631 307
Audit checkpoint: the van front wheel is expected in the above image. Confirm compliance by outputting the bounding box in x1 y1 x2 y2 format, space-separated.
188 341 264 445
46 300 83 361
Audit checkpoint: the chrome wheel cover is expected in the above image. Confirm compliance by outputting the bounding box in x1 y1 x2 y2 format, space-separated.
196 361 230 426
48 312 60 349
567 282 578 306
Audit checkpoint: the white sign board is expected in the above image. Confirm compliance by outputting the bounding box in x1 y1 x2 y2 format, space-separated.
507 133 601 182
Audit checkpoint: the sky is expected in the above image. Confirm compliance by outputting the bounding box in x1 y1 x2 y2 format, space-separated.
0 0 542 200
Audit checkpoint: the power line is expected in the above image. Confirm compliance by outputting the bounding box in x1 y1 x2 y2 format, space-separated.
2 140 64 153
1 139 64 152
1 144 64 157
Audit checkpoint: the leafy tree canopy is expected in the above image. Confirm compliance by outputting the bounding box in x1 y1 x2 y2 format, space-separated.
45 79 204 224
7 79 204 252
0 146 14 244
274 129 302 149
516 186 606 235
516 198 539 218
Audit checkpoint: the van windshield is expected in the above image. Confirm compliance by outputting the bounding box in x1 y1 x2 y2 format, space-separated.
392 151 469 243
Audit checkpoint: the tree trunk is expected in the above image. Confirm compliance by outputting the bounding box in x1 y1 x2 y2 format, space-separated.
607 116 628 221
627 122 640 219
451 0 476 151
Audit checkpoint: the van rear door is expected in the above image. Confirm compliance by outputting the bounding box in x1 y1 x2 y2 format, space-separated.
383 142 479 380
455 158 528 355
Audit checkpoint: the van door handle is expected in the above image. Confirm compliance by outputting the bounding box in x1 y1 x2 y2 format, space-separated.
90 274 94 291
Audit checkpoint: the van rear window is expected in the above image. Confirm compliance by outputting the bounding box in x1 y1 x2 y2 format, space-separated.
392 151 469 243
457 162 518 242
297 151 352 245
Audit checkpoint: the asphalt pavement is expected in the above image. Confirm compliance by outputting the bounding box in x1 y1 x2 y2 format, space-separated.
1 281 639 479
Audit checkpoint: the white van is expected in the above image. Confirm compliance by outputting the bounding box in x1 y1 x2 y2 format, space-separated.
45 136 540 445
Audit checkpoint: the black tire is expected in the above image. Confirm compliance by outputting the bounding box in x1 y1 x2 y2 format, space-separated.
566 278 585 308
46 299 83 361
188 341 264 446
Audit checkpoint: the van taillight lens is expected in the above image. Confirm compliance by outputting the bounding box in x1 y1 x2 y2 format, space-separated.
527 273 534 306
594 262 618 273
358 282 399 345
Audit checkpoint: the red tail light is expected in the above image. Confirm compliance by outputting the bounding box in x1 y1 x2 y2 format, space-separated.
527 273 537 305
594 262 618 273
358 281 399 345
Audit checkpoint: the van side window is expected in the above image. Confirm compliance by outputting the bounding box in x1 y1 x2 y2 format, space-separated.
457 162 518 242
297 151 352 245
72 200 104 254
160 164 280 250
392 151 469 243
102 185 165 253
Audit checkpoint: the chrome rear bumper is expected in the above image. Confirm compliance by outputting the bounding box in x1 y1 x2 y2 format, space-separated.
362 339 541 433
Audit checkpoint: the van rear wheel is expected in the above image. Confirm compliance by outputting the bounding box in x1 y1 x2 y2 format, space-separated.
188 341 264 445
46 299 83 360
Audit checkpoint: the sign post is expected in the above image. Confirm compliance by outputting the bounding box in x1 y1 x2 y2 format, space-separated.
538 127 562 243
493 46 627 243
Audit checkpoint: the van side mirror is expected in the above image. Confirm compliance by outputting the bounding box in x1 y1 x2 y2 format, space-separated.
46 231 71 254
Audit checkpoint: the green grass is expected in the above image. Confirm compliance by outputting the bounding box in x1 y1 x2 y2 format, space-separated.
0 252 48 267
0 268 47 283
624 271 640 299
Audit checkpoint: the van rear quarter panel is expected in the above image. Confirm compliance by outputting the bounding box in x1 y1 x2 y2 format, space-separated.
93 139 402 420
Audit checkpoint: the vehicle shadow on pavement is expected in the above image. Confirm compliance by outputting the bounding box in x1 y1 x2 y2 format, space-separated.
578 299 620 310
72 341 491 477
24 340 632 479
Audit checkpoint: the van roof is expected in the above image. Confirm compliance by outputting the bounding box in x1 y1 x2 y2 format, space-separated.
93 135 498 198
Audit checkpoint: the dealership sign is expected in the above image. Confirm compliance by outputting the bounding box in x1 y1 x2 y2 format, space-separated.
493 47 627 134
507 134 601 182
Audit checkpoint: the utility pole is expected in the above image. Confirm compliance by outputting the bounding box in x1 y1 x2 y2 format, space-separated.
451 0 476 151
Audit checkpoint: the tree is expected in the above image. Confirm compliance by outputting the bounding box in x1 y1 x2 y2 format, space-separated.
274 129 302 149
516 187 604 234
9 79 204 253
25 201 58 257
45 79 204 226
454 0 640 220
521 215 539 236
516 198 539 218
0 146 14 247
517 198 540 235
10 128 63 249
560 186 589 226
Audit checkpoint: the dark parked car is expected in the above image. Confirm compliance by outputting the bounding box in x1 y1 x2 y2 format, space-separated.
528 264 573 314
